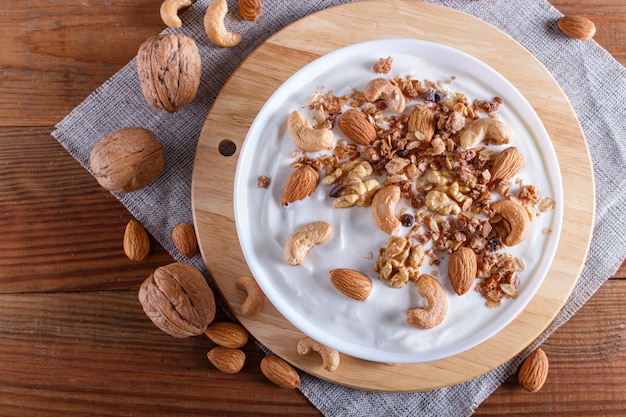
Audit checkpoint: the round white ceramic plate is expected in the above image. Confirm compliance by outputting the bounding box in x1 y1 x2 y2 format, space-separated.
233 39 563 364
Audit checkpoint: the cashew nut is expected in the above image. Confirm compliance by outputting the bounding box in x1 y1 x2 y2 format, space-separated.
490 199 531 246
204 0 241 48
284 221 333 266
287 110 334 152
406 274 448 329
458 117 512 149
297 336 340 372
363 78 406 114
160 0 192 28
235 276 264 317
371 185 402 235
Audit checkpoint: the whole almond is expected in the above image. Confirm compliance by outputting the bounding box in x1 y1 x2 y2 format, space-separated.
338 109 377 146
558 15 596 40
329 268 373 301
123 219 150 261
408 105 435 143
448 247 477 295
260 355 301 389
518 348 549 392
281 165 319 206
490 146 524 183
172 222 198 258
205 321 249 348
238 0 262 21
207 346 246 374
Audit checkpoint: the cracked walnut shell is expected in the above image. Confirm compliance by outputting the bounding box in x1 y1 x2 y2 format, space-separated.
139 262 216 338
137 33 201 113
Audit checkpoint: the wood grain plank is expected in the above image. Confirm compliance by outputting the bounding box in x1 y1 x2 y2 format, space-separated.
0 292 320 417
0 127 173 293
0 281 622 416
0 0 164 127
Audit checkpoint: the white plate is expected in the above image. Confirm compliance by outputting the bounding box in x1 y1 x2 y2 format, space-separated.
233 39 563 364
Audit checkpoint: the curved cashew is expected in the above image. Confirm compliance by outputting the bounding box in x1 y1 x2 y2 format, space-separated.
235 276 264 317
204 0 241 48
284 221 333 266
371 185 402 235
363 78 406 114
297 336 340 372
490 199 531 246
406 274 448 329
160 0 193 28
287 110 334 152
459 117 512 149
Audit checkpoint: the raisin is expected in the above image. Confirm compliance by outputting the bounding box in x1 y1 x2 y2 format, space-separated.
396 149 410 158
487 236 502 252
401 213 415 227
424 89 446 104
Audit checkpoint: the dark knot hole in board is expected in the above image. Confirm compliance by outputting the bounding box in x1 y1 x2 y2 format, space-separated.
218 139 237 157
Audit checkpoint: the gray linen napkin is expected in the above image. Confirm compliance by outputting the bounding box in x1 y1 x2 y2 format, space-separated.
52 0 626 415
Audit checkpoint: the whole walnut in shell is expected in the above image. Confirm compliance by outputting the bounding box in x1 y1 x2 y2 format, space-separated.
89 127 164 193
139 262 216 338
137 33 201 112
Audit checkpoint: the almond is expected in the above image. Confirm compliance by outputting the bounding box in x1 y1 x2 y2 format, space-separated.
205 321 249 348
238 0 262 21
338 109 377 146
448 247 477 295
281 165 319 206
207 346 246 374
408 105 435 142
490 146 524 183
558 15 596 40
260 355 301 389
172 222 198 258
329 268 373 301
123 219 150 261
518 348 549 392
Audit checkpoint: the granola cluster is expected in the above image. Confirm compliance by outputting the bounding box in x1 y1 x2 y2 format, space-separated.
286 61 554 308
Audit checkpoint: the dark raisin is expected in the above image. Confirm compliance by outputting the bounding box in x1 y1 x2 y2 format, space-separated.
396 149 410 158
424 89 446 104
401 213 415 227
487 236 502 251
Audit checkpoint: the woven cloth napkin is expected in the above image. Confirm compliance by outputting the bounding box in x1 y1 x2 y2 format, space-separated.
52 0 626 415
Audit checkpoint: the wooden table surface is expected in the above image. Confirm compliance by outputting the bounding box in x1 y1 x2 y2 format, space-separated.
1 1 624 415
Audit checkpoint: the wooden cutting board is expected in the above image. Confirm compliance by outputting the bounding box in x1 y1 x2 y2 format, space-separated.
191 0 594 392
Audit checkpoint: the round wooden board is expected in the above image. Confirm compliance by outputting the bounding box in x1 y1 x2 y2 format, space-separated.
191 0 595 392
